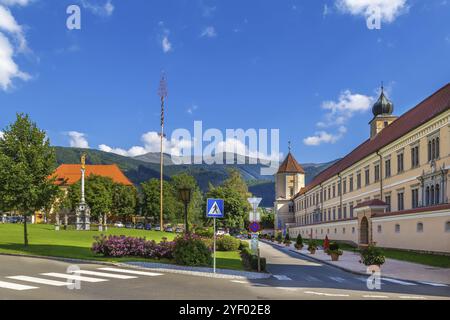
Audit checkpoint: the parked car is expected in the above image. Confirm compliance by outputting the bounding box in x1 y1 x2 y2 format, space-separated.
125 223 134 229
135 223 144 230
165 226 174 232
175 227 183 233
145 224 152 230
216 228 228 236
153 225 161 231
114 222 124 228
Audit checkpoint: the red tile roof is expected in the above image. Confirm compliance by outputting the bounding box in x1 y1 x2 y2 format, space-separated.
52 164 133 186
295 83 450 199
277 153 305 174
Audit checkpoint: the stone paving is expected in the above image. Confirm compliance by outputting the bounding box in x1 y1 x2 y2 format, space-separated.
264 240 450 285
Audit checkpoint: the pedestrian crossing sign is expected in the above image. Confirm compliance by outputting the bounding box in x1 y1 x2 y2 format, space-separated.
206 198 224 218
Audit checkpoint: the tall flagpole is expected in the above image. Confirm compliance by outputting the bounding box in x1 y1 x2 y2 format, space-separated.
158 73 168 231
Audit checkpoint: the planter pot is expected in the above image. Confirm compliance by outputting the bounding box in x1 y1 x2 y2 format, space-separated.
330 252 340 261
295 245 303 250
309 249 316 255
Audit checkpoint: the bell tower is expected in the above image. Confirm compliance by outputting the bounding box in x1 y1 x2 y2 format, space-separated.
369 84 397 139
274 142 305 232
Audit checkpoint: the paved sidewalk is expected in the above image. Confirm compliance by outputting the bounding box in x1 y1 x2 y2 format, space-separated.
263 240 450 285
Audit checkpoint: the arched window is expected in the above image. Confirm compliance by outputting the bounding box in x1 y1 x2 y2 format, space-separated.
343 228 346 234
428 141 432 161
377 225 382 233
426 186 430 206
334 228 337 234
432 139 436 160
431 186 435 205
352 227 355 234
446 222 450 233
395 224 400 233
435 184 440 204
436 137 440 158
417 222 424 233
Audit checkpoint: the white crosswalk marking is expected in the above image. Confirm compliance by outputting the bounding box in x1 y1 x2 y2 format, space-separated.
273 275 292 281
72 270 137 279
329 276 345 283
382 278 416 286
98 267 163 277
41 273 108 283
0 280 38 291
7 276 68 287
304 290 349 297
418 281 448 287
362 295 389 299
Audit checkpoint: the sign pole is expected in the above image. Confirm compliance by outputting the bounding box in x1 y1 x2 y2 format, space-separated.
213 217 216 274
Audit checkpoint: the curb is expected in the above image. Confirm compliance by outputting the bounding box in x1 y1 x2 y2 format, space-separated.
261 241 450 286
0 252 271 280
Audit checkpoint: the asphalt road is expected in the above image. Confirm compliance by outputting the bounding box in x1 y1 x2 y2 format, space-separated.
0 243 449 300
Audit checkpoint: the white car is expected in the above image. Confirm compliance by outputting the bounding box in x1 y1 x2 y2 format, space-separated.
114 222 124 228
216 229 228 236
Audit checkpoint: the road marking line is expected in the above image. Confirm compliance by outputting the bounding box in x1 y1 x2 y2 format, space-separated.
382 278 416 286
275 287 297 291
0 280 38 291
399 296 427 300
98 267 163 277
305 276 322 282
7 276 68 287
230 280 247 284
273 275 292 281
304 290 350 297
329 276 345 283
41 273 108 283
418 281 448 287
362 295 389 299
72 270 137 279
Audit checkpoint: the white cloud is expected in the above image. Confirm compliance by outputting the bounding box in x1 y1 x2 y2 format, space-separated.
187 105 198 114
303 126 347 146
0 0 31 6
215 138 281 162
336 0 408 23
304 90 374 146
0 131 4 139
67 131 90 149
99 131 192 157
81 0 114 17
162 35 172 53
0 2 31 90
200 26 217 38
0 32 30 90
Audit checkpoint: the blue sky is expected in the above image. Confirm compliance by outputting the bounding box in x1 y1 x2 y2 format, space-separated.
0 0 449 164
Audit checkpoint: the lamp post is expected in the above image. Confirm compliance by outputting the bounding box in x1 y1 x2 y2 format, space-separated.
179 188 191 234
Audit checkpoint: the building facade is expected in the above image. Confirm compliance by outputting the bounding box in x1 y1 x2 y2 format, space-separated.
274 83 450 254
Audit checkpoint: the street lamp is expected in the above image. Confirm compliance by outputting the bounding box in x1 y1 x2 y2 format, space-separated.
178 188 191 234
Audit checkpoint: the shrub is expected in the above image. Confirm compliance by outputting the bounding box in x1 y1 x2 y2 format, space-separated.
327 242 343 256
294 234 303 249
195 228 214 238
239 240 250 251
240 248 266 272
216 235 240 251
173 234 213 266
276 232 282 243
91 235 174 259
308 240 318 251
359 245 385 266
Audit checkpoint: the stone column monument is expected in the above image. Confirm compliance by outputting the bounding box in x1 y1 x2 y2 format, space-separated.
76 153 91 231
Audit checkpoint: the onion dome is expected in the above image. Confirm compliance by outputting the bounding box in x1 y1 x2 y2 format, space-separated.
372 86 394 117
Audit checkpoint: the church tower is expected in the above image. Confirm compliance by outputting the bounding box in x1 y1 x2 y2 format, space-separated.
369 85 397 139
274 144 305 233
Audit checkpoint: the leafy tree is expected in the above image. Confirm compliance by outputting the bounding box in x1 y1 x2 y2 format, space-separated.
206 169 251 232
0 114 59 246
112 184 137 218
170 173 204 229
260 208 274 229
141 179 179 224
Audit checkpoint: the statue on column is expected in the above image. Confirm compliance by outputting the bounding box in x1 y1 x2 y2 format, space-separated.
76 153 91 231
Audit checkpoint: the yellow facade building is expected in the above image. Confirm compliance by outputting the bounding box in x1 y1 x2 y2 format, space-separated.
275 83 450 254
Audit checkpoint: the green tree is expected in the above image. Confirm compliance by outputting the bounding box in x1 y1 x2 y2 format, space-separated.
141 179 179 224
0 114 59 246
206 169 251 232
170 172 205 229
260 208 274 229
112 184 137 218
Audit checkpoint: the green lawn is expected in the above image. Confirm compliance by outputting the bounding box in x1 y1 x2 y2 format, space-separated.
305 239 450 268
0 224 244 270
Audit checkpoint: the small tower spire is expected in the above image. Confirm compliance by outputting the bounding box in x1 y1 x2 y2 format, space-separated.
288 141 291 153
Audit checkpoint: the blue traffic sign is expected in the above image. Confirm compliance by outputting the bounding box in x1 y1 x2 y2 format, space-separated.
249 222 260 233
206 198 224 218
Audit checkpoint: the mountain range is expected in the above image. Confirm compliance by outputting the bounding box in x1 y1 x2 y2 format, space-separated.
54 147 337 207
